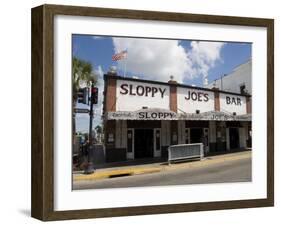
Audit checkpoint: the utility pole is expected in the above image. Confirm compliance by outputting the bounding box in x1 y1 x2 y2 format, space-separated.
84 82 97 174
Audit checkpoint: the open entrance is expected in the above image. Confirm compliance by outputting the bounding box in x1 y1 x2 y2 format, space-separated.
134 129 154 158
229 127 239 149
190 128 203 143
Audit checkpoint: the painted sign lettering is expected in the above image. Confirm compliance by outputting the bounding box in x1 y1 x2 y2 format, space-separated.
138 111 176 119
185 90 209 102
120 83 166 98
226 96 241 105
107 111 251 121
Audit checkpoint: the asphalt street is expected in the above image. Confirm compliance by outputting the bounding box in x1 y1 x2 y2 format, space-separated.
73 157 251 190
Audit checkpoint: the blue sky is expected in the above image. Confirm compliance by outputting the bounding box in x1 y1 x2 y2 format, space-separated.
73 34 251 132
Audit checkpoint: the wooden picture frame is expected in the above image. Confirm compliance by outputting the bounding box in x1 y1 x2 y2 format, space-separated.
31 4 274 221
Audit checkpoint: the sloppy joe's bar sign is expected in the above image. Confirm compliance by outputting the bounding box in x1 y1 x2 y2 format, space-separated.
119 83 166 98
108 110 177 120
116 80 170 111
177 87 215 113
107 110 251 121
220 93 247 115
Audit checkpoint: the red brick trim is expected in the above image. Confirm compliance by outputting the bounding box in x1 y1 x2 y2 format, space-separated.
105 78 117 112
214 90 220 111
246 96 251 114
169 82 177 112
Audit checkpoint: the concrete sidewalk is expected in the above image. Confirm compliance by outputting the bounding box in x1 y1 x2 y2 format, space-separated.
73 150 251 182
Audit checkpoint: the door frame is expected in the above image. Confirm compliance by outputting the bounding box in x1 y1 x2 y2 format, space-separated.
126 129 134 159
203 127 209 152
185 128 190 144
154 128 161 157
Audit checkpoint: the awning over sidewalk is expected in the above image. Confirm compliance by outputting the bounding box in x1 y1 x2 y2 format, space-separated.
106 108 252 121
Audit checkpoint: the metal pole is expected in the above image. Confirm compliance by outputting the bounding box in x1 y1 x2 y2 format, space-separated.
84 81 95 174
123 57 127 77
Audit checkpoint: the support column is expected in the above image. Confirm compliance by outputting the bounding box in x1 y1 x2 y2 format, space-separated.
116 120 127 148
239 122 248 149
171 120 178 145
209 121 216 152
226 128 230 150
177 120 185 144
161 121 171 146
161 120 171 158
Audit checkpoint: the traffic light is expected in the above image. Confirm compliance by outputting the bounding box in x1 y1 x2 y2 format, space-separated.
77 87 89 105
91 87 98 104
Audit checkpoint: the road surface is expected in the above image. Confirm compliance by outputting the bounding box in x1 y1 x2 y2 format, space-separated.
73 157 251 190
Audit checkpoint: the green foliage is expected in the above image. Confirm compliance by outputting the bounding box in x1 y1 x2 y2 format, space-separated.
72 57 97 100
95 125 103 133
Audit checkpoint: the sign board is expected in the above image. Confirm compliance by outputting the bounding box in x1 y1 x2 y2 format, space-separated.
106 109 251 121
116 80 170 111
74 108 90 114
177 87 215 113
220 93 247 115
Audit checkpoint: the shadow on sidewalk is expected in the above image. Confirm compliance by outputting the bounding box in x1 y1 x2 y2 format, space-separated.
205 148 251 157
77 157 168 171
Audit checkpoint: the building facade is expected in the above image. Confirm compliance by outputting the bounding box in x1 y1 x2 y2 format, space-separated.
103 73 252 162
205 59 252 95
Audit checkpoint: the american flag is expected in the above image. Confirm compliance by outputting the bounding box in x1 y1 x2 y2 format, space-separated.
112 50 128 61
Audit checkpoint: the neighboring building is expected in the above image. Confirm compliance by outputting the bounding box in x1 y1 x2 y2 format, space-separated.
103 72 252 163
205 59 252 95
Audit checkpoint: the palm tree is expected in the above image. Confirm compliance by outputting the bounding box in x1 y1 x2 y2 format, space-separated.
73 57 95 99
72 57 97 145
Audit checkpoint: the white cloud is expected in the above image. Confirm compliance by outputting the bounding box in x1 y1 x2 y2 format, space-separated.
113 38 192 83
188 41 225 82
112 38 225 84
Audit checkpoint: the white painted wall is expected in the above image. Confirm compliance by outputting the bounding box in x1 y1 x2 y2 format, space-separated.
177 87 215 113
220 93 247 115
205 60 252 95
116 79 170 111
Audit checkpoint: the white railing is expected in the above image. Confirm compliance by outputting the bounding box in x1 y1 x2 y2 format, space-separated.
168 143 204 164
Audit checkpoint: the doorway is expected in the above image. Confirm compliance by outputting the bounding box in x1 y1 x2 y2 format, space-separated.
134 129 154 158
190 128 203 143
229 127 239 149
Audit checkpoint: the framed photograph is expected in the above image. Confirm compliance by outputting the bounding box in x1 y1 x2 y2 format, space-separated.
31 4 274 221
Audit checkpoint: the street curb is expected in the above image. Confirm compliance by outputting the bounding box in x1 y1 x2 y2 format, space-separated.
73 151 251 182
73 167 161 181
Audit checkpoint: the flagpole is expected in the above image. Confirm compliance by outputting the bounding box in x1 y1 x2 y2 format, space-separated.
123 57 127 77
123 50 128 77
